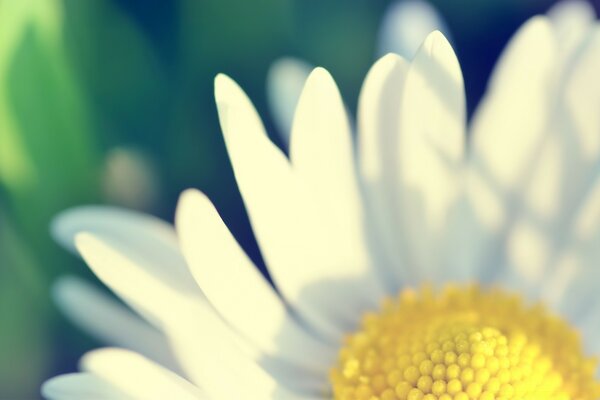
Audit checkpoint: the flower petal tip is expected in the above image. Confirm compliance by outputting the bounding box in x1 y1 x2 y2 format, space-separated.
175 188 207 224
50 208 89 253
376 52 406 67
306 66 332 84
422 30 452 52
214 73 244 108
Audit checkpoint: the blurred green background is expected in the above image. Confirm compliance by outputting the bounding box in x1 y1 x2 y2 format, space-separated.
0 0 596 398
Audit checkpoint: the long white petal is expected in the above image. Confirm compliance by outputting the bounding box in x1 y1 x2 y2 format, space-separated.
470 17 556 190
81 349 204 400
357 53 410 291
176 189 334 378
397 30 466 283
548 0 595 56
267 57 312 148
216 73 380 341
378 0 451 59
53 276 179 371
42 373 129 400
164 311 327 400
561 26 600 164
517 27 600 295
470 19 600 295
540 29 600 310
51 206 198 294
289 67 385 308
74 232 311 398
467 17 558 284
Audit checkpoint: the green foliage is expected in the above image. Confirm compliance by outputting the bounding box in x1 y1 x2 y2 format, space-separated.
0 0 99 396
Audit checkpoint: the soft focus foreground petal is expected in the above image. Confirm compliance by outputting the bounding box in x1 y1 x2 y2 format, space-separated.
471 17 556 191
357 53 409 291
165 307 327 400
52 206 198 294
81 349 204 400
74 233 297 398
53 276 179 371
216 73 381 341
397 31 466 283
176 189 335 375
544 236 600 355
469 18 600 296
267 57 312 148
560 25 600 164
42 373 129 400
538 27 600 319
378 0 450 59
529 26 600 297
467 18 557 282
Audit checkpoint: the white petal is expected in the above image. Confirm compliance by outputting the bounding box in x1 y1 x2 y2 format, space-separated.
42 373 129 400
470 17 556 190
378 0 451 59
74 232 309 398
561 26 600 163
469 20 600 291
548 0 595 55
289 67 385 308
162 304 321 399
357 53 410 290
54 207 309 396
467 17 558 282
73 231 214 335
51 206 198 294
397 31 466 282
572 170 600 245
53 276 179 371
81 349 204 400
548 0 596 23
541 239 600 337
541 157 600 319
176 189 334 375
267 57 312 148
216 73 381 341
515 28 600 293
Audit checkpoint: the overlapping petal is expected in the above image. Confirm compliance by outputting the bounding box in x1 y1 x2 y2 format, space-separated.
80 349 204 400
176 189 334 376
53 276 179 372
396 31 466 283
216 73 383 341
357 53 409 290
42 373 129 400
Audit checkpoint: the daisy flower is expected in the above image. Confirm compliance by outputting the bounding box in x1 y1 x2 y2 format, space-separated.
43 1 600 399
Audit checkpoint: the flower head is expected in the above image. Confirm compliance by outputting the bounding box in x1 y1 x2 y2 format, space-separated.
43 3 600 399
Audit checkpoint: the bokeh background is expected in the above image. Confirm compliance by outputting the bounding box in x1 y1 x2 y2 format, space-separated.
0 0 598 398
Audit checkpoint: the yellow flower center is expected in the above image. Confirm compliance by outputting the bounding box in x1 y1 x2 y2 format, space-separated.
330 285 600 400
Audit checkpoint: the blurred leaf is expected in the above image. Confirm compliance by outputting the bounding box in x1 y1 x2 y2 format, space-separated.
62 0 169 149
0 0 101 397
0 0 99 239
180 0 293 74
0 208 48 398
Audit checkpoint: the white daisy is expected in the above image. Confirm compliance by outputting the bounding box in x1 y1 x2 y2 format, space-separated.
43 2 600 399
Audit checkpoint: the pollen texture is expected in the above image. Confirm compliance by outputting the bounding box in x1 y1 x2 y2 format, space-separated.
330 285 600 399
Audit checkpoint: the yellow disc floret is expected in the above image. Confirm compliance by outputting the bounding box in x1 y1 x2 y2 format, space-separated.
330 285 600 399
